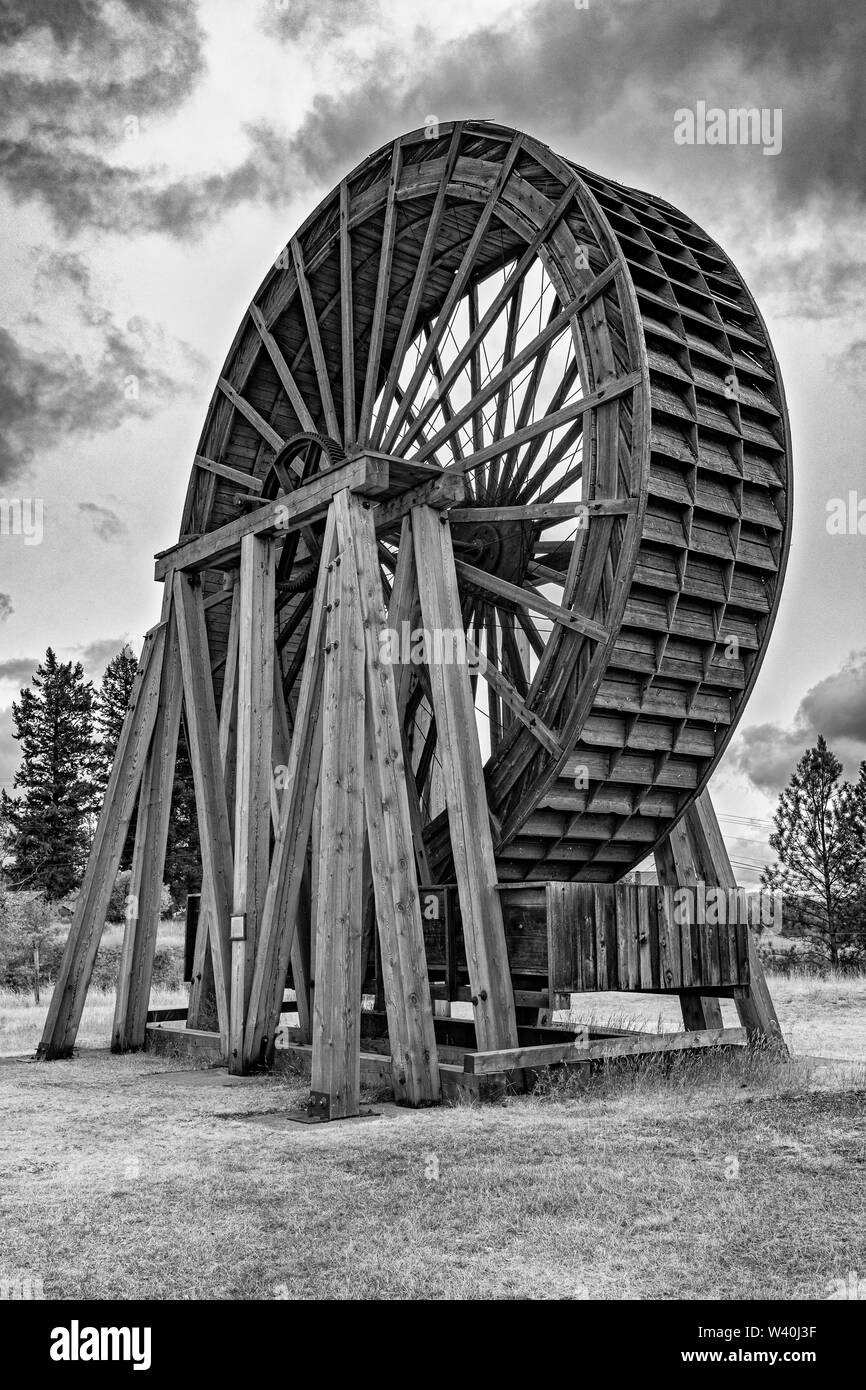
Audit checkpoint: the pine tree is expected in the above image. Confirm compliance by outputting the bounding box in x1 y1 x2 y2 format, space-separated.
762 737 865 966
0 649 96 898
94 644 139 792
93 644 139 870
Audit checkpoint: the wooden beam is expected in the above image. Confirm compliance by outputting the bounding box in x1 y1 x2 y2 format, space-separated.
242 511 337 1069
38 623 167 1059
248 304 316 433
412 504 518 1053
455 560 608 644
228 535 275 1072
173 572 234 1051
218 377 285 453
154 454 388 579
335 491 440 1106
310 520 366 1118
339 179 356 449
112 599 184 1052
448 499 637 524
271 659 312 1043
194 454 263 494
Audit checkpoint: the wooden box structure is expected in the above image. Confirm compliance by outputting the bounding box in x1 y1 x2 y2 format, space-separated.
39 121 790 1113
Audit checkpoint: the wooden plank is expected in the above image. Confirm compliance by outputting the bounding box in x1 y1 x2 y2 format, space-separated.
228 535 275 1071
370 470 464 533
579 1027 746 1061
173 572 234 1051
271 657 312 1042
595 884 617 991
154 455 386 579
112 599 184 1052
242 511 337 1068
38 623 167 1059
657 885 681 990
335 491 440 1105
310 529 366 1118
412 504 518 1052
577 882 596 991
465 1033 591 1075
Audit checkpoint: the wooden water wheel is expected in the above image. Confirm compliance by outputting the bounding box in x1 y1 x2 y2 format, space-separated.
184 119 792 884
41 120 790 1098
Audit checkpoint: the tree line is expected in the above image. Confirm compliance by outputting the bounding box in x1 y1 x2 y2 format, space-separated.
0 648 864 971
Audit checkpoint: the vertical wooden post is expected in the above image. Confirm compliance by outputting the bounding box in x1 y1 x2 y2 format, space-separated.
173 572 234 1052
654 822 724 1030
412 504 518 1054
229 535 274 1072
310 522 366 1118
38 623 167 1059
271 657 312 1043
188 575 239 1029
242 512 336 1069
112 598 184 1051
336 491 440 1106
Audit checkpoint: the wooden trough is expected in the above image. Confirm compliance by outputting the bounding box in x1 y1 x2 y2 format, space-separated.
39 120 790 1115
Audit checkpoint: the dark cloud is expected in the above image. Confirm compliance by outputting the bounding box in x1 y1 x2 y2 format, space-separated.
0 657 37 684
74 635 133 676
729 650 866 794
0 594 12 620
273 0 862 202
0 251 205 484
77 502 128 542
262 0 380 44
752 242 866 322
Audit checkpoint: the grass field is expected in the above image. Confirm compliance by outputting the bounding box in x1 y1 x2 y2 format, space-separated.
1 974 863 1300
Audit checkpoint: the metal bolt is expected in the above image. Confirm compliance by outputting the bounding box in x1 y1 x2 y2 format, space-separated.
479 989 488 1001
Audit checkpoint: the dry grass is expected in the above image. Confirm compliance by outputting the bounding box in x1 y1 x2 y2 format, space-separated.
0 1048 862 1300
0 970 863 1300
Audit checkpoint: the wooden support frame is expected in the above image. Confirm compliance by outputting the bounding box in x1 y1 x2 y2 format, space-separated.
655 789 786 1049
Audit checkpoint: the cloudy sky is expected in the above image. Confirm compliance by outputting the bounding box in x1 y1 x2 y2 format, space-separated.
1 0 864 877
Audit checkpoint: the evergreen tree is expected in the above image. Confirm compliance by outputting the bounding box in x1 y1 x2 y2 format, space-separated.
93 644 138 792
762 737 865 966
164 722 201 910
1 649 96 898
94 643 139 870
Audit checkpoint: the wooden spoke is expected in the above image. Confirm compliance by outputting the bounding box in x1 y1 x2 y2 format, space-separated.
358 140 403 446
390 172 578 456
466 635 561 756
218 378 285 454
248 305 316 433
506 359 579 502
339 179 356 448
450 371 641 478
370 124 463 450
290 236 341 442
456 559 608 643
380 133 524 451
